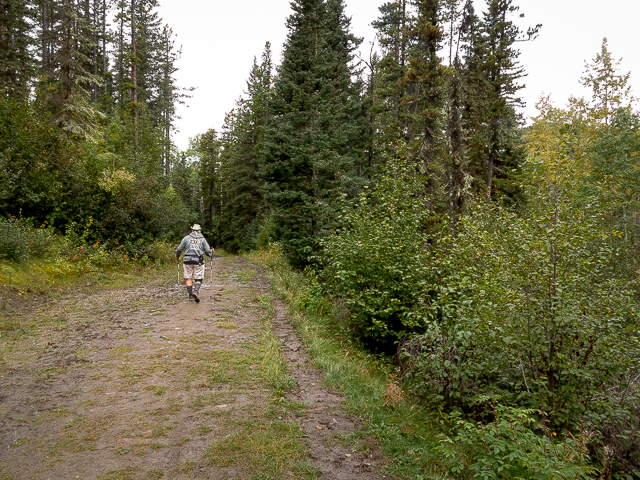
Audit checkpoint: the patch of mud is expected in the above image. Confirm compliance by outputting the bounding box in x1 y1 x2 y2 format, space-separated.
269 297 386 480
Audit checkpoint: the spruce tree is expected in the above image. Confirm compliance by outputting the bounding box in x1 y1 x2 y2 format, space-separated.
37 0 104 138
196 129 221 235
263 0 365 266
475 0 538 200
372 1 410 151
404 0 446 172
219 44 272 252
0 0 36 99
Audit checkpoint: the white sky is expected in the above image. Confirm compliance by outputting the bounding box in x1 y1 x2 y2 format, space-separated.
156 0 640 151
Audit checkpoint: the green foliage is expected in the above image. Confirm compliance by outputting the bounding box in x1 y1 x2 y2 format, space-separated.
0 0 36 99
252 247 450 480
262 0 367 266
322 156 437 352
438 405 596 480
588 109 640 241
0 98 78 221
581 38 636 125
214 44 272 252
403 192 640 426
0 219 55 261
0 221 174 293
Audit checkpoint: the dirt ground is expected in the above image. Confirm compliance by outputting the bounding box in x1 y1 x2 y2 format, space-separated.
0 257 386 480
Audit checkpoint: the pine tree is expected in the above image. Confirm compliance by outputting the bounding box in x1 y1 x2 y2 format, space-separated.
38 0 103 138
219 44 272 252
581 37 636 126
0 0 36 99
263 0 366 266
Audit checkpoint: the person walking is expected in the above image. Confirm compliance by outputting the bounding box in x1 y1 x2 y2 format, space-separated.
175 224 214 303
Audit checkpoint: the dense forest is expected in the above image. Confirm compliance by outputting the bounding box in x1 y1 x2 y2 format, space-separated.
2 0 640 478
1 0 192 249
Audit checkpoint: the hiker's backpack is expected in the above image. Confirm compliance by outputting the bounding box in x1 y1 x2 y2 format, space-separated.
183 234 204 265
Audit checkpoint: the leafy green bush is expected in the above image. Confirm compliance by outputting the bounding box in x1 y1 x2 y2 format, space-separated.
0 218 56 261
321 150 640 476
321 159 438 352
403 197 640 423
438 404 596 480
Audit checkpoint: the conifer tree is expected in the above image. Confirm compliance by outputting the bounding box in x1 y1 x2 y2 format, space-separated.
38 0 103 138
194 128 221 238
475 0 538 200
372 1 410 151
0 0 36 99
404 0 445 171
219 44 272 252
581 37 636 126
263 0 365 266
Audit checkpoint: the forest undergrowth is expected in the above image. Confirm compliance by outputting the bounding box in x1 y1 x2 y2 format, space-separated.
0 219 174 294
253 199 639 480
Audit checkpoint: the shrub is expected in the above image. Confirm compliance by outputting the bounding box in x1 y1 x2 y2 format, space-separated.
438 404 596 480
321 159 439 353
402 199 640 427
0 218 56 261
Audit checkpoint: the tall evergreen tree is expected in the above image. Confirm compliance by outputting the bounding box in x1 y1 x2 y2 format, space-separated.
475 0 538 200
404 0 445 173
372 0 410 151
219 44 272 252
193 128 222 238
37 0 103 138
581 37 636 126
0 0 36 99
262 0 366 266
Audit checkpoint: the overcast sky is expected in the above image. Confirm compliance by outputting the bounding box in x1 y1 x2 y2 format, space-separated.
156 0 640 151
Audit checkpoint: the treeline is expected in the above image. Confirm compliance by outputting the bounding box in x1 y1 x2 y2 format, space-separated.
0 0 196 247
193 0 538 257
199 0 640 477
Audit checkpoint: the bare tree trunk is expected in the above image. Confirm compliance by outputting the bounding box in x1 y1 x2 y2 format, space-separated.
131 0 138 158
102 0 106 95
42 0 49 69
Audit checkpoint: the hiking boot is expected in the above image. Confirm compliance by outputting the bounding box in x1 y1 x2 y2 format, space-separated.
189 294 194 301
193 282 201 303
187 285 193 301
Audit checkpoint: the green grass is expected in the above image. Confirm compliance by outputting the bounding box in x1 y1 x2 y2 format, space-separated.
255 295 297 396
215 321 237 329
204 419 318 479
237 267 258 282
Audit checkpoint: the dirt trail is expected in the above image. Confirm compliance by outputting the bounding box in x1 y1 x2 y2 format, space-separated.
0 257 385 479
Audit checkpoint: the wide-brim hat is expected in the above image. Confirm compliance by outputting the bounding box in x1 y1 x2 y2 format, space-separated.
191 224 202 231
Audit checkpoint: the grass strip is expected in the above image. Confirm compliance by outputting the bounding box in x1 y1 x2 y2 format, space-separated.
249 249 454 480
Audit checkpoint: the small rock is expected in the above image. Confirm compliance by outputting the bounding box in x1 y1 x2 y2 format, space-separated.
236 395 247 403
